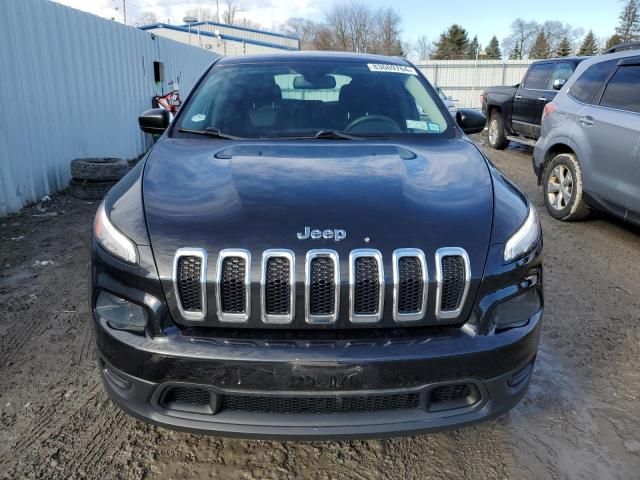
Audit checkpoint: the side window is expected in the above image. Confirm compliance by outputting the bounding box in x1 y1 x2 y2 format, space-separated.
547 62 574 89
523 63 554 90
600 65 640 113
568 59 618 104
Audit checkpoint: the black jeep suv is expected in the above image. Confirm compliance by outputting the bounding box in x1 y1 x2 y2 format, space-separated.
90 52 543 439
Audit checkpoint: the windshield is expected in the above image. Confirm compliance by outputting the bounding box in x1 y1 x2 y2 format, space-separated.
176 61 451 138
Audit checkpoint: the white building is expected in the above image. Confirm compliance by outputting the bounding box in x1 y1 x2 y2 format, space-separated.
140 22 300 56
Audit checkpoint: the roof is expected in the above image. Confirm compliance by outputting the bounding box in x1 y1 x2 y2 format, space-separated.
217 51 410 65
180 21 299 41
139 23 299 51
531 56 588 64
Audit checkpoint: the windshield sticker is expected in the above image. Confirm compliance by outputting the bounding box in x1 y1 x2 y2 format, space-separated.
190 113 206 123
428 122 441 132
367 63 417 75
406 119 429 130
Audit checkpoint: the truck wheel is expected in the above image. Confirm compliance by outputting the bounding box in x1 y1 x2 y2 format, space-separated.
70 158 128 182
487 113 509 150
542 153 590 221
68 178 116 201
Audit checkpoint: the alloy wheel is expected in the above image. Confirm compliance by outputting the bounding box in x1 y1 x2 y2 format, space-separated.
547 164 574 211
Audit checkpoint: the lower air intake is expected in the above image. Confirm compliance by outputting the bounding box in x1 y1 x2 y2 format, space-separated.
221 392 420 414
165 386 211 406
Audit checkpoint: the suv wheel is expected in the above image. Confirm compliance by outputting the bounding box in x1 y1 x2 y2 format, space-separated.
487 112 509 150
543 153 590 221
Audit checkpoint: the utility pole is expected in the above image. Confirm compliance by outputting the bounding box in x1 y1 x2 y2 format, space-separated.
122 0 126 25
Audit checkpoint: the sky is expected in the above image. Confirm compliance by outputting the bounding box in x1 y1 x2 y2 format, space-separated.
53 0 621 48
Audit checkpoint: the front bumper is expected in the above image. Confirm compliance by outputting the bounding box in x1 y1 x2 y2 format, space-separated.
93 310 542 440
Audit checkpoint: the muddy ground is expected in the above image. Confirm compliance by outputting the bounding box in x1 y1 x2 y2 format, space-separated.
1 136 639 480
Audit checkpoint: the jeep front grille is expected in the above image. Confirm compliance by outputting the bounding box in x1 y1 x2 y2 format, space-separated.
306 250 340 323
393 249 428 322
171 247 471 324
436 248 470 320
216 249 251 322
172 248 207 320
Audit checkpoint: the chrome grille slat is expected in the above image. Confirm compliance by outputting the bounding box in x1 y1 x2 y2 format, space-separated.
435 247 470 320
261 250 295 324
305 250 340 324
392 249 428 322
349 249 384 323
172 248 207 321
216 249 251 323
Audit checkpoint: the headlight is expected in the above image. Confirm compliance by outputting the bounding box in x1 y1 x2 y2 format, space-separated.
503 206 541 262
94 201 138 264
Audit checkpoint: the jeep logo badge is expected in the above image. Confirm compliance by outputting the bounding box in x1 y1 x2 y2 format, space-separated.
297 226 347 242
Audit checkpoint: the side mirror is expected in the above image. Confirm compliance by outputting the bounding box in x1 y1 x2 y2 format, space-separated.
138 108 171 134
456 109 486 135
553 78 567 91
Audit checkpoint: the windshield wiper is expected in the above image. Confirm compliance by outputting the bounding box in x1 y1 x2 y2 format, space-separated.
178 128 242 140
313 129 363 140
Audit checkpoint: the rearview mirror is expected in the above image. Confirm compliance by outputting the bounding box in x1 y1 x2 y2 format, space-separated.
293 75 336 89
138 108 171 134
553 78 567 90
456 109 486 135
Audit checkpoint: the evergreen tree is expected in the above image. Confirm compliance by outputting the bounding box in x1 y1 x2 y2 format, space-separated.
529 31 551 59
616 0 640 42
509 43 523 60
485 35 502 59
431 24 470 59
556 36 573 57
578 30 599 56
466 35 480 59
604 33 623 51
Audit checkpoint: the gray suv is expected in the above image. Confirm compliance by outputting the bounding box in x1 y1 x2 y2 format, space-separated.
533 49 640 224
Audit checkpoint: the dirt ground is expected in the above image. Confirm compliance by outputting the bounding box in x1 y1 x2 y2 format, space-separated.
1 135 640 480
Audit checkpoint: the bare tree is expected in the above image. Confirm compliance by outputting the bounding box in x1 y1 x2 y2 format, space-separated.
135 11 158 26
323 1 402 54
374 7 403 55
541 21 583 55
414 35 431 61
326 2 353 50
184 6 217 22
282 17 323 50
502 19 539 59
222 0 240 25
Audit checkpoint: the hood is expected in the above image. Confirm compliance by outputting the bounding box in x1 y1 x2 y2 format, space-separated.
143 138 494 327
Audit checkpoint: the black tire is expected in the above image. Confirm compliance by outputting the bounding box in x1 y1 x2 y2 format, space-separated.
487 112 509 150
70 157 128 181
542 153 591 221
68 178 116 201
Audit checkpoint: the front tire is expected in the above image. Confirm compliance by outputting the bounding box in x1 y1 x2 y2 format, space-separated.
543 153 590 221
487 112 509 150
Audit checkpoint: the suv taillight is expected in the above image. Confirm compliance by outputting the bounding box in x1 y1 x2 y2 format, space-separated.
542 102 557 121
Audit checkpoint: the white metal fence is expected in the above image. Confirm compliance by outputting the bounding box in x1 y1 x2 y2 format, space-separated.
0 0 219 216
416 60 535 109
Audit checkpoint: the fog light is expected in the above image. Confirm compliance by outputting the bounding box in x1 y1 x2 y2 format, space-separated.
492 288 541 330
95 291 147 332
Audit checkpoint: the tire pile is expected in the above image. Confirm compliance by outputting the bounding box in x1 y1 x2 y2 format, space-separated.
68 158 129 200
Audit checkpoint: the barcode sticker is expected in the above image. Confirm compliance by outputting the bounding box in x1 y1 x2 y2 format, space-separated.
367 63 417 75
